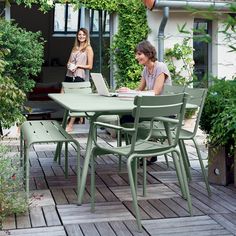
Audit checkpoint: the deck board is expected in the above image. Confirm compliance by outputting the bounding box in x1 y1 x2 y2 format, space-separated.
2 126 236 235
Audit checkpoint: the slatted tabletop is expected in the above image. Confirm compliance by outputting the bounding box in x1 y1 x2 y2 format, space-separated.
1 125 236 236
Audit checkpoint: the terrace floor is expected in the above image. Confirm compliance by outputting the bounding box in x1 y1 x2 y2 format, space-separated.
1 123 236 236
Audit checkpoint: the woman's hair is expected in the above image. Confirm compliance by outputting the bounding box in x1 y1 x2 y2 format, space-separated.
135 40 157 62
73 28 91 52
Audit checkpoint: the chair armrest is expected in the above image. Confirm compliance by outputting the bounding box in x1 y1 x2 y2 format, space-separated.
94 121 135 133
153 116 179 124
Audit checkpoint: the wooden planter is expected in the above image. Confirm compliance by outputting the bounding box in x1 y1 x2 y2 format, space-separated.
208 145 235 186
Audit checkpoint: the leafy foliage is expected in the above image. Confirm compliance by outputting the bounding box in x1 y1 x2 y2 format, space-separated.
200 79 236 154
0 31 26 129
164 37 196 85
0 18 45 93
200 79 236 134
111 0 149 88
0 145 27 229
14 0 149 89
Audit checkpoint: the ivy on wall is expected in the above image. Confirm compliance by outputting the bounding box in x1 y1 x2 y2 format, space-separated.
14 0 149 88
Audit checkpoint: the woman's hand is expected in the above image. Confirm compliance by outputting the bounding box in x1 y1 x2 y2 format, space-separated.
117 87 131 93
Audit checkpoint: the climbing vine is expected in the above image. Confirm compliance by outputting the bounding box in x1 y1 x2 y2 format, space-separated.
14 0 149 88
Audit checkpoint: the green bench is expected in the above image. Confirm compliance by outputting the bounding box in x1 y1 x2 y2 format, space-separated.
20 120 80 200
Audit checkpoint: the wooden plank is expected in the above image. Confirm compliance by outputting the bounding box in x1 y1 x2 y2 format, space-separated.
97 185 119 202
98 173 119 187
142 215 230 235
57 202 134 224
16 210 31 229
42 205 61 226
109 221 133 236
188 184 231 213
190 182 236 211
123 201 150 220
110 174 127 186
2 215 16 230
79 223 100 236
210 214 236 235
0 226 66 236
138 200 164 219
160 198 189 217
30 207 46 227
51 189 68 204
124 220 150 235
148 199 178 218
64 224 84 236
110 184 177 201
34 176 48 190
63 188 77 204
95 222 117 236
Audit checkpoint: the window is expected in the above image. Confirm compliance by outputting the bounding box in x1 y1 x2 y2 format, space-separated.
54 3 80 33
53 5 110 35
193 19 212 87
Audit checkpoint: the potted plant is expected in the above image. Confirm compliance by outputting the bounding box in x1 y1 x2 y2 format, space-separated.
199 79 236 185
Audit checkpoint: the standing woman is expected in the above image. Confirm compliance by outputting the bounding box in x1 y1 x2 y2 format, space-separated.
64 28 94 132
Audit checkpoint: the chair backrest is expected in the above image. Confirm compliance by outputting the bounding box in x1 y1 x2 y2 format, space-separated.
184 87 207 135
62 81 92 94
130 93 189 150
163 84 186 94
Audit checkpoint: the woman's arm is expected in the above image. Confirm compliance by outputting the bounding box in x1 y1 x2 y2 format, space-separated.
137 77 146 91
75 46 94 70
153 73 165 95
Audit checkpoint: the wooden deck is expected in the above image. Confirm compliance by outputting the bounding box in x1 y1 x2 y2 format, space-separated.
1 124 236 236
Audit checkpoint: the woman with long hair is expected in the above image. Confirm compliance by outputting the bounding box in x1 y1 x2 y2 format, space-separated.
64 28 94 132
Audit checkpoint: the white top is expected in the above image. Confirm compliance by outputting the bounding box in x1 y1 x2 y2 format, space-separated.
142 61 172 93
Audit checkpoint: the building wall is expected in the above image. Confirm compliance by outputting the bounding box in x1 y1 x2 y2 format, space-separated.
146 9 236 80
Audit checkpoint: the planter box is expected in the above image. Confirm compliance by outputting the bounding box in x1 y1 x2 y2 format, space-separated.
208 145 234 186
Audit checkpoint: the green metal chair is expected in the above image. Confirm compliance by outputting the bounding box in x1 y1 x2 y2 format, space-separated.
62 81 120 133
147 87 211 195
89 93 192 232
20 120 80 200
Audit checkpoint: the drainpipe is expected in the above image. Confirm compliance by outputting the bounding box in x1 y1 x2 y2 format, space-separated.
158 6 169 62
147 0 229 62
152 0 229 11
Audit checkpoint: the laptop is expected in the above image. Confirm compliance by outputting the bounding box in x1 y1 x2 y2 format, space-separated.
90 73 118 97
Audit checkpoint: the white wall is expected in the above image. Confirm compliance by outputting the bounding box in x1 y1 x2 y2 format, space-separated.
146 9 236 80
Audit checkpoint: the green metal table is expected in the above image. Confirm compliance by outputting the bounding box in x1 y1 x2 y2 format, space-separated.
49 93 197 204
49 93 134 204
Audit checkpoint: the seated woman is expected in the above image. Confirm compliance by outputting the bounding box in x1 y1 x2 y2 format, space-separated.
118 40 172 164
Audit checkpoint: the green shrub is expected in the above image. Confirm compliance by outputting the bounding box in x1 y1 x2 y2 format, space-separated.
199 79 236 134
0 144 27 229
0 18 45 93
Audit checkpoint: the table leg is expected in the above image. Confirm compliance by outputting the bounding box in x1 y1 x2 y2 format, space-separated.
78 115 97 205
54 109 69 162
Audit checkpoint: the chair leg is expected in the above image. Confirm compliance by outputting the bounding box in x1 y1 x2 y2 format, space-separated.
127 155 142 232
173 150 193 215
178 140 191 180
90 150 95 212
192 138 211 196
164 154 169 168
172 151 186 198
142 158 147 197
25 145 30 200
74 141 81 205
65 142 68 178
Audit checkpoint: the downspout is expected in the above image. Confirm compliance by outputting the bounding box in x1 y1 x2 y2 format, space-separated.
158 6 169 62
152 0 229 11
146 0 229 62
